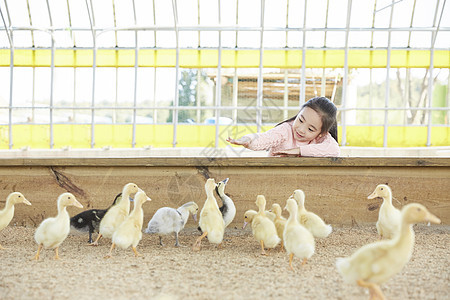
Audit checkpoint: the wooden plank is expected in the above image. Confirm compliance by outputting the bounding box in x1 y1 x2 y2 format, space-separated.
0 160 449 228
1 157 450 167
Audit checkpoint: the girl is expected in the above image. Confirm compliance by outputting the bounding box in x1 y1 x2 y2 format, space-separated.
226 97 340 157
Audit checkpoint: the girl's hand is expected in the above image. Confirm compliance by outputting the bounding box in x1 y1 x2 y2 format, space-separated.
226 136 252 147
272 148 300 156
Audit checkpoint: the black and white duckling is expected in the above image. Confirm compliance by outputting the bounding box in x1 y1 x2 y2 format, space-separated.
0 192 31 249
144 201 199 247
70 193 122 243
216 178 236 228
197 178 235 232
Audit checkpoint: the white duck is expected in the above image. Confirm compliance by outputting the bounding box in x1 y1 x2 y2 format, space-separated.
293 189 332 238
91 183 140 245
216 178 236 228
336 203 441 300
0 192 31 249
193 178 224 251
145 201 198 247
283 198 315 271
33 192 83 260
252 195 281 255
106 190 152 258
368 184 401 239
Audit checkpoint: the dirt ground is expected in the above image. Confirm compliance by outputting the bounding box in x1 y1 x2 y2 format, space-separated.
0 224 448 300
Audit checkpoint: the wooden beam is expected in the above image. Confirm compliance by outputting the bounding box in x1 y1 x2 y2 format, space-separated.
0 157 448 228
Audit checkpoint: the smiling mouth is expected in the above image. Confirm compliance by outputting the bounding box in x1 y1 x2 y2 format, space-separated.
296 131 304 139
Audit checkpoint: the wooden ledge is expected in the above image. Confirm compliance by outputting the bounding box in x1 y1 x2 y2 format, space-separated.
0 157 449 167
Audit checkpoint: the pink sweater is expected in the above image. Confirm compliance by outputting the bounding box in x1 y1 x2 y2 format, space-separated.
247 121 340 157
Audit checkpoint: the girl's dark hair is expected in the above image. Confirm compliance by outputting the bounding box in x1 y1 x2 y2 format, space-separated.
276 96 338 142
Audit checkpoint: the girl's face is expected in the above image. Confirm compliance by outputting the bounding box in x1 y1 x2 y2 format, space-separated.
292 107 322 142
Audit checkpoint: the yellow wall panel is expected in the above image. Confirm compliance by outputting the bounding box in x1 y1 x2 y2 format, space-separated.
0 124 448 149
1 49 449 68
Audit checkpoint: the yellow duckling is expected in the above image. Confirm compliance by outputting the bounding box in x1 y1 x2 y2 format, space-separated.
0 192 31 249
336 203 441 300
33 193 83 260
106 190 151 258
368 184 401 239
271 203 287 252
293 189 332 238
283 198 315 271
193 178 225 251
252 195 280 256
242 209 257 229
91 183 140 245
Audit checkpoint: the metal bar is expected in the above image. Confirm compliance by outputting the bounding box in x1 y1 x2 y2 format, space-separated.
85 0 97 148
171 0 180 148
256 0 265 132
152 0 157 124
426 0 446 146
1 1 13 149
46 0 55 148
2 44 450 52
341 0 353 147
2 24 449 33
215 0 223 148
382 0 395 148
112 0 118 124
299 0 307 105
2 105 449 112
131 0 139 148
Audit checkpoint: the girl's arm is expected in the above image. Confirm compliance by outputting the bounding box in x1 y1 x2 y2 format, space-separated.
227 123 289 151
273 133 340 157
298 133 340 157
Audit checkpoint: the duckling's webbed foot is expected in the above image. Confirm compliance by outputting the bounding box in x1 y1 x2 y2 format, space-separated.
104 243 115 259
0 244 7 250
192 231 207 251
174 232 183 247
32 244 43 261
357 280 386 300
132 246 141 257
90 234 102 246
54 247 61 260
259 240 267 256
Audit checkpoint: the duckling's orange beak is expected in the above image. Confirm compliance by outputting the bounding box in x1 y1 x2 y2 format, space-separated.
73 199 83 209
426 212 441 224
242 221 248 229
23 199 32 205
367 191 378 199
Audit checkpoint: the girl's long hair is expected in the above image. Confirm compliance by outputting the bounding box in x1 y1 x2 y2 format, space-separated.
276 97 338 142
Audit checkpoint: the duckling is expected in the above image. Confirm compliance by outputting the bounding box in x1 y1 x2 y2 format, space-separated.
70 193 122 243
106 190 152 258
216 178 236 228
293 189 332 238
271 203 287 252
252 195 280 256
368 184 401 239
336 203 441 300
193 178 225 251
33 193 83 260
283 198 315 271
90 183 140 246
145 201 199 247
197 178 235 233
0 192 31 249
242 209 257 229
